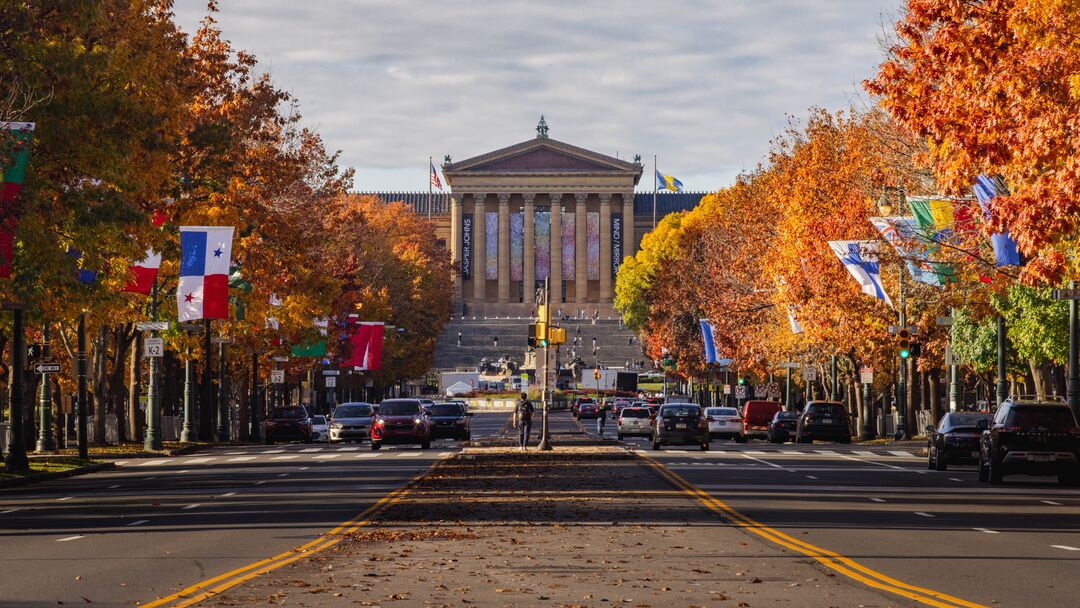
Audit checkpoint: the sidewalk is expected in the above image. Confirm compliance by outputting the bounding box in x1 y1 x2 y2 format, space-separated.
197 446 912 607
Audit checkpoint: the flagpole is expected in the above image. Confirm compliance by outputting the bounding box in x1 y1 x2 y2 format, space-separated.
652 155 657 229
427 156 432 221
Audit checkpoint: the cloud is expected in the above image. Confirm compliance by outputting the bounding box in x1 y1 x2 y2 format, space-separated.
172 0 900 191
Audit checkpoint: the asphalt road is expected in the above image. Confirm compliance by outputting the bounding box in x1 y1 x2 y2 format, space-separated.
618 432 1080 607
0 411 510 608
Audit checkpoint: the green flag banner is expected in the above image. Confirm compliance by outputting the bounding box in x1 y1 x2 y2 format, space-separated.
0 122 34 278
291 340 327 358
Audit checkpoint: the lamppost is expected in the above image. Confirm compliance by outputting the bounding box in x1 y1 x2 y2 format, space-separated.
4 302 29 472
878 187 908 439
36 323 55 452
144 278 163 451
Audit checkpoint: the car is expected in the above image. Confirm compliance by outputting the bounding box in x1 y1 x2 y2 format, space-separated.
617 406 653 439
704 406 746 442
311 414 329 442
611 398 632 419
926 411 992 470
796 401 851 444
370 398 433 450
428 401 472 440
329 402 375 443
577 401 601 420
652 403 709 451
418 398 435 414
265 406 313 444
572 396 596 418
978 399 1080 485
767 411 799 443
742 400 783 440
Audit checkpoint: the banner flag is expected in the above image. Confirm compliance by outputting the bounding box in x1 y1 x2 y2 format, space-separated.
699 319 717 364
787 307 804 335
828 240 893 308
0 122 34 278
122 250 161 294
177 226 234 321
869 216 946 286
971 175 1021 267
346 322 385 370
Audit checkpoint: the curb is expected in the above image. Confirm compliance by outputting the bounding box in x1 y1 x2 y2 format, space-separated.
0 461 116 490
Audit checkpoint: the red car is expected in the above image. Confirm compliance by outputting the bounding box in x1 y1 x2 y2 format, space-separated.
370 398 432 450
576 401 601 420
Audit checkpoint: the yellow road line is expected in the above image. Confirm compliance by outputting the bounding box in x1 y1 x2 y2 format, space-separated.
141 458 442 608
638 453 987 608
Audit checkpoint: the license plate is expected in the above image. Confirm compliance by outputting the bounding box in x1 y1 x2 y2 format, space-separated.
675 423 687 429
1029 454 1053 462
971 451 979 457
821 418 832 424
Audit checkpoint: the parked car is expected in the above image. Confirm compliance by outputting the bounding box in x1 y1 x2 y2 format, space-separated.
796 401 851 444
705 406 745 442
370 399 432 450
311 415 329 442
428 402 472 440
652 403 709 451
329 402 375 443
767 411 799 443
742 400 783 440
926 411 992 470
617 406 653 439
265 406 313 444
979 399 1080 485
577 400 601 420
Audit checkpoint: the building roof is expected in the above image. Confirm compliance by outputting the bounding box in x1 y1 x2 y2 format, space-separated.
443 136 643 184
352 191 708 217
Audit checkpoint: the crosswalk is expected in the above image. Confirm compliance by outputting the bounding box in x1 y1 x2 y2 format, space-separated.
115 446 457 468
628 446 920 458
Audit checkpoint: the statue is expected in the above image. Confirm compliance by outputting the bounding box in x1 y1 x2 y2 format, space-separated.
633 154 641 164
536 115 549 139
443 154 452 165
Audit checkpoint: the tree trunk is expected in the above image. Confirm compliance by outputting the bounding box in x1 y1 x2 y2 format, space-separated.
929 368 941 428
1029 359 1048 400
92 325 108 445
237 371 249 442
128 332 142 442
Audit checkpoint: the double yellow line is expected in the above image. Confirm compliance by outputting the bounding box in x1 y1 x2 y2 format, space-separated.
141 469 426 608
640 454 987 608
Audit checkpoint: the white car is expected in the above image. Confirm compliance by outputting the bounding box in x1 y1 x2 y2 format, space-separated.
616 407 654 440
311 415 329 442
705 407 746 442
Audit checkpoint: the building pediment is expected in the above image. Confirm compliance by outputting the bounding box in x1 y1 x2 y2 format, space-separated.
445 138 641 180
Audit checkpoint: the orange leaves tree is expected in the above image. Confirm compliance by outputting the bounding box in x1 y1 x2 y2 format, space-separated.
866 0 1080 283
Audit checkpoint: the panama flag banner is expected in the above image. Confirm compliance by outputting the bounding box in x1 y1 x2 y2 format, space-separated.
177 226 234 321
699 319 718 364
0 122 34 278
122 250 161 295
347 322 385 370
828 240 893 308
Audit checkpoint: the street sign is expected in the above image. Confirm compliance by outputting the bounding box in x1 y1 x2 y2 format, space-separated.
323 370 340 376
935 316 954 326
546 370 557 386
767 382 780 399
136 321 169 331
723 384 731 395
271 356 289 362
778 362 800 369
143 337 164 358
734 385 747 399
325 376 337 388
754 383 767 398
271 370 285 384
179 322 203 332
1053 288 1080 300
944 345 969 366
803 366 817 382
860 366 874 384
211 337 235 344
34 362 61 374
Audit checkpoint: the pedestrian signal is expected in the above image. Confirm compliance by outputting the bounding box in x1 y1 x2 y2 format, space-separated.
535 322 548 347
527 324 537 348
548 326 566 345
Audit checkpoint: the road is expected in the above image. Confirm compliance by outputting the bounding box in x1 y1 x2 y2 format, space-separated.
0 411 509 608
618 431 1080 607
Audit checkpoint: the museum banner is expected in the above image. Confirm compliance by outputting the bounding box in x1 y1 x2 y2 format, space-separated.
611 212 622 279
461 213 472 279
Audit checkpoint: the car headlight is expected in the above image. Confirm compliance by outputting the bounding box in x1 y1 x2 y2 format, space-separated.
413 417 423 425
330 423 343 430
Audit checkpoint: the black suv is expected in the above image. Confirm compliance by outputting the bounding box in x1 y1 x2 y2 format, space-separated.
978 399 1080 485
428 402 472 440
652 403 709 451
796 401 852 444
265 406 313 444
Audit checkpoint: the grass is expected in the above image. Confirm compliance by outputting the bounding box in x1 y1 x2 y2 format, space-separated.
50 440 212 458
0 456 97 480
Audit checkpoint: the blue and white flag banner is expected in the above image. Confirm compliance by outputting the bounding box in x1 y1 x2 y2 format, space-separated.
971 175 1021 267
828 240 894 308
869 217 945 287
699 319 718 364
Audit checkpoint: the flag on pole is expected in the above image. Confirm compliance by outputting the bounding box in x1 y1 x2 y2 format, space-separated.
122 250 161 294
869 217 946 286
655 170 684 193
177 226 234 321
971 175 1021 267
787 307 804 335
828 240 893 308
65 247 98 284
0 122 34 278
430 160 443 191
699 319 718 364
346 322 385 370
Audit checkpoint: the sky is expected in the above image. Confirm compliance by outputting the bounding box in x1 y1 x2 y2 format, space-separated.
172 0 904 193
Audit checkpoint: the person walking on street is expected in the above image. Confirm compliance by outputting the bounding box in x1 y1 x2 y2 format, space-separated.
596 399 608 437
516 392 534 450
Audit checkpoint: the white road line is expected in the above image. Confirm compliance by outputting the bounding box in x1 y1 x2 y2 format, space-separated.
741 453 795 472
299 448 323 453
805 475 819 480
56 535 85 542
126 520 149 527
56 497 73 502
265 450 285 454
668 450 688 454
974 528 999 534
816 450 840 456
746 450 767 455
271 455 300 460
780 450 798 455
869 498 886 503
108 484 121 489
1 508 19 514
438 452 454 457
176 470 190 474
137 459 170 466
889 451 914 457
1051 545 1080 551
221 492 238 497
336 446 359 452
1042 500 1063 506
227 456 257 462
949 478 964 482
277 473 289 477
313 454 341 460
356 453 380 458
299 466 310 470
182 504 201 510
853 450 876 457
114 460 130 466
144 476 157 481
397 452 421 457
915 511 935 518
183 457 216 464
840 454 907 471
254 480 267 485
224 452 247 455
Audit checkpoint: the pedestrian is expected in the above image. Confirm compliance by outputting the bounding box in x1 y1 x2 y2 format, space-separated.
596 400 608 437
516 392 534 450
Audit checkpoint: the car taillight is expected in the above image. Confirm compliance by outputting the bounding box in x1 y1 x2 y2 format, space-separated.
1001 425 1022 432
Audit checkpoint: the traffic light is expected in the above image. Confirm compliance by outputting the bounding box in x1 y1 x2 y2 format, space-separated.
897 328 911 359
548 326 566 345
527 324 537 348
536 322 548 347
738 376 746 385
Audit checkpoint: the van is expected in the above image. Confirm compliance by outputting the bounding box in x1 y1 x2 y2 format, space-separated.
742 400 783 440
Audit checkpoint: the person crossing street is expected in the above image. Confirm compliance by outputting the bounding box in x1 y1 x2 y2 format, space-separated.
596 399 609 437
516 392 534 450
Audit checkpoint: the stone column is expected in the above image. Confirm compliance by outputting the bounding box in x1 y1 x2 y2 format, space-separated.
600 194 613 302
575 194 587 304
523 194 536 304
550 194 563 306
472 194 486 301
497 193 510 303
622 192 635 262
450 196 462 308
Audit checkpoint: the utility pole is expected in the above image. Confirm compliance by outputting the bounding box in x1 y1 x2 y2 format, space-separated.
216 340 229 442
180 344 195 442
996 315 1009 408
949 307 961 411
200 318 213 441
250 351 261 442
1062 282 1080 421
896 267 908 439
5 305 28 472
77 313 88 459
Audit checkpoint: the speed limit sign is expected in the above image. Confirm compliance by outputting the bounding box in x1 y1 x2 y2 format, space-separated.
143 337 164 358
